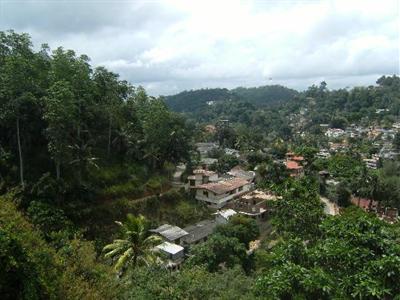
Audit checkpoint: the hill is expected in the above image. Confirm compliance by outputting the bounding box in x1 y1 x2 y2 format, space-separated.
163 85 298 112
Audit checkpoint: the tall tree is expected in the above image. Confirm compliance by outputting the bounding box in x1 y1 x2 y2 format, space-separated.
43 81 76 180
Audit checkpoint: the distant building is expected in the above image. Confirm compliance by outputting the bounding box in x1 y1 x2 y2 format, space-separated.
325 128 345 138
224 148 240 158
227 166 256 182
285 160 304 178
363 156 379 169
195 142 218 158
317 149 331 159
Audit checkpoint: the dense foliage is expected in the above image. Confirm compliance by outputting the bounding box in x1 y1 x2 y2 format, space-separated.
1 30 400 299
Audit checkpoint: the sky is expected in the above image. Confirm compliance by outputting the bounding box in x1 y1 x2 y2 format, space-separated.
1 0 399 96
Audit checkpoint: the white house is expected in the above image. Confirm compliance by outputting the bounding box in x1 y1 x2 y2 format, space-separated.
214 208 237 224
155 241 185 270
195 178 252 208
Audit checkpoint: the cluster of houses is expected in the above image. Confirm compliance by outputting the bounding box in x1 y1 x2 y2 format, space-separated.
152 182 279 269
159 145 281 268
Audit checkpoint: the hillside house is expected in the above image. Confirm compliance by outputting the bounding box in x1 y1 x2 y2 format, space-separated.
227 189 279 220
188 169 219 189
285 160 304 178
214 208 237 224
155 242 185 270
195 178 252 208
150 224 189 245
227 166 256 182
181 219 217 246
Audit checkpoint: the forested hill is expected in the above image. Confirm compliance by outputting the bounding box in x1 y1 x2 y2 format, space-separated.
163 85 298 112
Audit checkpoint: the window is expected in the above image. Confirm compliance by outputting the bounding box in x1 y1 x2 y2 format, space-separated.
190 180 195 186
239 186 243 192
203 190 209 197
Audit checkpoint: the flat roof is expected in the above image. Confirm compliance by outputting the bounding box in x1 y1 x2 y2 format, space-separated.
197 178 249 194
151 224 188 241
182 220 217 244
156 242 184 255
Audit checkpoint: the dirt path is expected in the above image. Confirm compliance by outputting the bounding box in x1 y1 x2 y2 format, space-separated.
320 196 339 216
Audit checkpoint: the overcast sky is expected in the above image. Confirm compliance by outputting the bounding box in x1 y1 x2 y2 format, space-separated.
1 0 399 95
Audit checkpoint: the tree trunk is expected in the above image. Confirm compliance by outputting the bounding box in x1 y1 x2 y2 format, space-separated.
56 161 60 180
107 113 112 156
16 117 24 188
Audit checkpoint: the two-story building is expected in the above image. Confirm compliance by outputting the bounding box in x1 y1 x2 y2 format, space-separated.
195 178 252 208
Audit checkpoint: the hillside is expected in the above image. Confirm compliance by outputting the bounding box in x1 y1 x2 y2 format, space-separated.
163 85 298 113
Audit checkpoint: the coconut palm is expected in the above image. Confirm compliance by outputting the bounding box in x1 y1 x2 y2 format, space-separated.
103 214 162 274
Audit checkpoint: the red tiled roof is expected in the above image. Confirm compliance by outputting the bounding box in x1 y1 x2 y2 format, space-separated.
292 156 304 161
286 160 303 170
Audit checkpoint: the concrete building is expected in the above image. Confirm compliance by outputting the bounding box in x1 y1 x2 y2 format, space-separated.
195 178 252 208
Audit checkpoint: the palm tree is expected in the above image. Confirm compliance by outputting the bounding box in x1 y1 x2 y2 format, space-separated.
103 214 162 274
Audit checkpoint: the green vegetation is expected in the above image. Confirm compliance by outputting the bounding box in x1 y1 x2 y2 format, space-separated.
1 30 400 299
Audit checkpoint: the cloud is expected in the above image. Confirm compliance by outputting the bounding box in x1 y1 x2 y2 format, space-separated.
1 0 398 95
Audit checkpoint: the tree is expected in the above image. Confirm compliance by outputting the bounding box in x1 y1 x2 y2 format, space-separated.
103 214 162 274
186 234 250 273
272 178 324 240
255 208 400 299
336 183 351 207
43 81 76 180
214 215 259 248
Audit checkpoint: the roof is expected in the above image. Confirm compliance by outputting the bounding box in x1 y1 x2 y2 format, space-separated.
228 166 255 181
292 156 304 161
193 169 217 176
197 178 250 194
241 189 279 201
150 224 188 241
182 220 217 244
215 209 237 219
285 160 303 170
156 241 184 255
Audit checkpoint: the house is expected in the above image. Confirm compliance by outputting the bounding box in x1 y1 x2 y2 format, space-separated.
155 241 185 270
286 152 304 163
363 156 379 169
227 166 255 182
188 169 218 189
181 219 217 246
214 208 237 224
204 124 216 134
285 160 304 178
150 224 189 245
317 149 331 159
200 158 218 169
224 148 240 158
325 128 345 138
195 178 252 208
227 189 278 220
195 142 218 158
